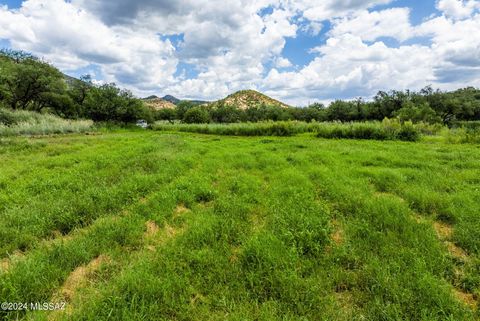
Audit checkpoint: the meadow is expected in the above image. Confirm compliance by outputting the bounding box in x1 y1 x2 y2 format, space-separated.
0 130 479 320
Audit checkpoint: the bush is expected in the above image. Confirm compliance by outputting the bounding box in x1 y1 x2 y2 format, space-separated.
396 121 420 141
0 107 16 126
183 107 210 124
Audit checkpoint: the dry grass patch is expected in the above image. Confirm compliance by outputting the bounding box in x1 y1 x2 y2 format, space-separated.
326 219 344 252
433 221 453 239
174 204 190 216
0 251 24 274
445 241 469 261
453 288 478 310
52 255 110 303
431 220 469 261
144 220 160 237
143 220 185 251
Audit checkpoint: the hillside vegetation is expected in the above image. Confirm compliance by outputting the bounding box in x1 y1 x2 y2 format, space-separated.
143 97 176 110
0 131 479 320
209 90 291 110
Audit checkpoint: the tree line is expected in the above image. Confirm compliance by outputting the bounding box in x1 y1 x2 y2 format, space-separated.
158 86 480 125
0 49 152 123
1 49 479 126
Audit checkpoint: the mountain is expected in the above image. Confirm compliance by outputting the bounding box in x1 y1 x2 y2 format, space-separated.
161 95 180 105
162 95 209 106
142 97 176 110
210 90 290 110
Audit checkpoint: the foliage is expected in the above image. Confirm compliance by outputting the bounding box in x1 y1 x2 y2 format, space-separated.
83 83 153 123
0 50 151 124
182 106 211 124
175 100 196 120
154 108 177 123
1 49 480 127
0 49 67 111
152 86 480 126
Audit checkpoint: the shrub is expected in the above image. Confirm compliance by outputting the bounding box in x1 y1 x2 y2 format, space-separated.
0 107 16 126
183 107 210 124
396 121 420 141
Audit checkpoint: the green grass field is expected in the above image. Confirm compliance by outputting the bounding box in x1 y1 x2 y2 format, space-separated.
0 130 479 320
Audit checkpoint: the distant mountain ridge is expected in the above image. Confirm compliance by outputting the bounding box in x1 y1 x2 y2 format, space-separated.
143 94 209 106
161 95 181 105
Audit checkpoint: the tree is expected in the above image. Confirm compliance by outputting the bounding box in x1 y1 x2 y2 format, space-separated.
395 101 441 123
155 108 177 123
82 83 151 123
68 74 92 107
211 105 243 123
183 107 210 123
0 50 66 111
327 100 357 121
175 101 196 120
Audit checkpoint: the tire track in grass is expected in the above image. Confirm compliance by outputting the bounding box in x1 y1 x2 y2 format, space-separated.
0 189 160 277
310 162 476 320
410 209 477 310
47 202 193 321
0 161 203 321
0 135 198 278
0 132 190 259
431 220 477 310
41 159 208 320
49 255 111 307
370 181 478 311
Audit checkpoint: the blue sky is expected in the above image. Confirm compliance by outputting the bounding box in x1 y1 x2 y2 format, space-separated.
1 0 479 105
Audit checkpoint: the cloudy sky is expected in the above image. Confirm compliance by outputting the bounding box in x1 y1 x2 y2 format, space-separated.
1 0 479 105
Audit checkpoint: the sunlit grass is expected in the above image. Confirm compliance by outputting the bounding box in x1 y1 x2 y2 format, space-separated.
0 131 478 320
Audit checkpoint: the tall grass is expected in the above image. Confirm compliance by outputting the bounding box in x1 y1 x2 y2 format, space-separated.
315 119 420 141
452 120 480 131
153 119 422 141
153 121 306 136
1 132 478 320
441 127 480 144
0 109 93 136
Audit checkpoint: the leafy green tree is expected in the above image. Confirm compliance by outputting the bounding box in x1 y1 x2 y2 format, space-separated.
83 83 151 123
395 101 441 123
40 92 77 118
68 75 92 107
327 100 358 121
183 106 210 123
175 101 196 120
0 49 66 111
211 105 243 123
155 108 177 123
